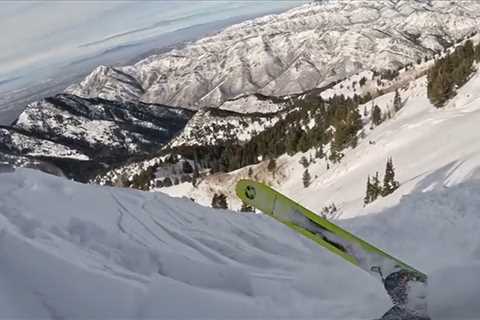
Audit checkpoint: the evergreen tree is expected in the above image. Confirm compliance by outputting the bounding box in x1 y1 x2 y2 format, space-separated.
163 177 173 187
315 145 324 159
303 169 311 188
382 157 400 196
267 159 276 172
193 151 200 179
321 203 339 219
212 193 228 209
372 172 381 201
364 175 372 205
182 160 193 174
240 202 255 213
180 175 191 183
393 89 402 112
300 156 309 168
372 105 382 126
475 43 480 62
359 77 367 87
427 41 475 108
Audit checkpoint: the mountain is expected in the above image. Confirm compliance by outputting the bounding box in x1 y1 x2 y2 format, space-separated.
3 2 480 318
0 94 193 181
66 0 480 110
1 164 479 319
161 42 480 215
4 0 480 181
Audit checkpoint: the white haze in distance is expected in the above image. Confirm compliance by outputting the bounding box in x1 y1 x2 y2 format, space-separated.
0 1 304 88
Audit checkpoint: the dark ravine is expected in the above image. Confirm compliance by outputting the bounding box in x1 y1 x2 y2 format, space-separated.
0 94 194 182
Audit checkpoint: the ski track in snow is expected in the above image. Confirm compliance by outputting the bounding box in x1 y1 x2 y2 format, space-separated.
1 167 480 319
154 67 480 319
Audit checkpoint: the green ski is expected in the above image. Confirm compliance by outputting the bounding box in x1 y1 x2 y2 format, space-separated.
236 179 429 320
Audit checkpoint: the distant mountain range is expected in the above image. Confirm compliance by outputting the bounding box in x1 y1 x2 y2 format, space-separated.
2 0 480 181
66 0 480 109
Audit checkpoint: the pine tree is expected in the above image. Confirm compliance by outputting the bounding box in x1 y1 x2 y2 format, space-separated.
240 202 255 213
315 145 324 159
193 151 200 181
300 156 309 168
393 89 402 112
182 160 193 174
212 193 228 209
364 175 372 205
359 77 367 87
372 172 381 201
382 157 400 196
475 43 480 62
303 169 311 188
163 177 173 187
267 159 276 172
192 170 199 187
427 41 475 108
372 105 382 126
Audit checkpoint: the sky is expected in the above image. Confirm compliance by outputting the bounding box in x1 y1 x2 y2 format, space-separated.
0 1 305 90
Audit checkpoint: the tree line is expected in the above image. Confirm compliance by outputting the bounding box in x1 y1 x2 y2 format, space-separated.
364 157 400 205
427 40 480 108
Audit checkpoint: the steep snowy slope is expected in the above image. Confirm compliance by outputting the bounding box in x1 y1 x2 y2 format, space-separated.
162 66 480 220
1 166 480 319
66 0 480 110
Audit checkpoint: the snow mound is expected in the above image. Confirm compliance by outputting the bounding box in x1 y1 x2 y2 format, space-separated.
1 168 479 319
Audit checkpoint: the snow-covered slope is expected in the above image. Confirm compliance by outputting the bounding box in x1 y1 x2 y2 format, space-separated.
1 165 480 319
161 66 480 218
169 108 280 147
66 0 480 110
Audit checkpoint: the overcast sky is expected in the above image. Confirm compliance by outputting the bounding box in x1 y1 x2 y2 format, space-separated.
0 1 304 87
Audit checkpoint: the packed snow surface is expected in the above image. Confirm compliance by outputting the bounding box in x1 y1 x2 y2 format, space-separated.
1 168 480 319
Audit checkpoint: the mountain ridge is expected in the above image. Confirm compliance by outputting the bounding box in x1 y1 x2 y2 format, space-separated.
65 0 480 109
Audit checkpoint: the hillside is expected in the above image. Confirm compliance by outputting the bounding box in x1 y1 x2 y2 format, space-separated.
3 2 480 319
66 0 480 110
1 167 479 319
161 59 480 219
0 94 193 181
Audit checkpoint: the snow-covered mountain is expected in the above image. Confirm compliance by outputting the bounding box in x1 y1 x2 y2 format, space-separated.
3 2 480 318
169 108 281 148
66 0 480 110
0 94 192 181
161 55 480 216
4 0 480 182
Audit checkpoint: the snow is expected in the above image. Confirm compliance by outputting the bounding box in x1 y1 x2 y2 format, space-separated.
169 108 279 147
171 67 480 218
0 129 90 160
219 95 287 113
2 160 480 318
154 67 480 317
